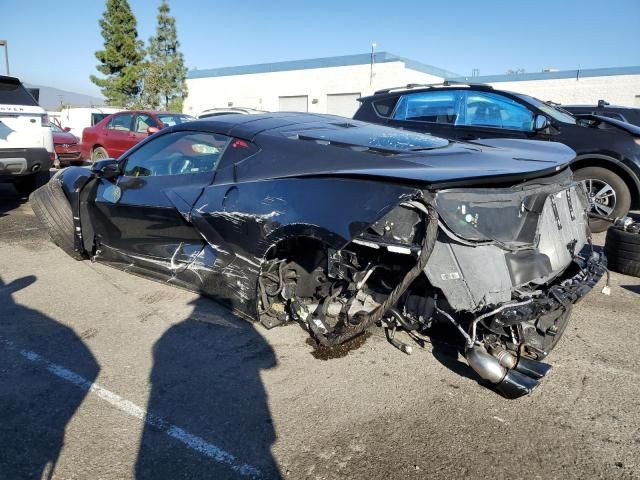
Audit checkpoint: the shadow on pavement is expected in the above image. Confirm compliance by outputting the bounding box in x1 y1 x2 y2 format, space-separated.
135 296 281 479
0 275 100 479
0 183 27 218
620 284 640 294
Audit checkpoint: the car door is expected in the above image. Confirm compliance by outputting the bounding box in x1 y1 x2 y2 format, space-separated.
131 113 160 145
104 113 135 158
87 130 232 280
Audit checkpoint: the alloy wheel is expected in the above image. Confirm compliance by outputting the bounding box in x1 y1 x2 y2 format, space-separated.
581 178 616 217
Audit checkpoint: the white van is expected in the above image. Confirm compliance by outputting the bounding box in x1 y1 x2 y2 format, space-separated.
0 75 54 195
58 106 123 139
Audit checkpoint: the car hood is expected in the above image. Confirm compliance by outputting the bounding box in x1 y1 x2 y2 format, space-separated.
53 131 78 144
237 136 576 188
574 114 640 137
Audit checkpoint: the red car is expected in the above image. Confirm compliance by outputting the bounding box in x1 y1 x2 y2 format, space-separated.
81 110 195 161
51 123 83 166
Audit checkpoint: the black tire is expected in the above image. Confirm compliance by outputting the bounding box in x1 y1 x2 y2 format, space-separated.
604 226 640 277
91 146 109 161
13 171 50 197
29 180 85 260
573 166 631 233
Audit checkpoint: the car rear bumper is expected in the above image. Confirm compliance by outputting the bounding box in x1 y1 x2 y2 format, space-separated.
55 148 83 164
0 148 51 178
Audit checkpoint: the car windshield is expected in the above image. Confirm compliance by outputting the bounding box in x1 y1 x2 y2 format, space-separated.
0 79 39 106
516 94 576 124
50 123 63 133
157 114 196 126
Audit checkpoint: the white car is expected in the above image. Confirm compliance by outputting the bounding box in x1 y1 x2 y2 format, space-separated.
197 107 266 119
57 106 124 139
0 75 54 195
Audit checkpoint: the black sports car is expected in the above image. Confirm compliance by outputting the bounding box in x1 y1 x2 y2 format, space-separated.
31 113 606 398
354 83 640 232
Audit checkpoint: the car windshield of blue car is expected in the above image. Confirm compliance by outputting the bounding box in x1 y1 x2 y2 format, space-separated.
516 94 577 124
291 124 449 152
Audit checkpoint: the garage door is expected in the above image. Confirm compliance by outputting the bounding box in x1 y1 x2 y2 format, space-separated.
279 95 308 112
327 93 361 117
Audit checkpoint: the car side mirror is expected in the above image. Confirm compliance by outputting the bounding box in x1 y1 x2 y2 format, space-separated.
147 126 160 135
534 114 550 131
91 159 121 180
63 127 71 132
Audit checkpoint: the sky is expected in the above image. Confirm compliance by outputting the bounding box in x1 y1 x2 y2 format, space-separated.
1 0 639 97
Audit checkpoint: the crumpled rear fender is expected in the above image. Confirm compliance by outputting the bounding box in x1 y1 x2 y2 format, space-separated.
190 177 419 318
192 177 419 260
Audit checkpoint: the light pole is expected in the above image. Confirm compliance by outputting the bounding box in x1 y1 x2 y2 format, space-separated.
0 40 9 76
370 42 377 86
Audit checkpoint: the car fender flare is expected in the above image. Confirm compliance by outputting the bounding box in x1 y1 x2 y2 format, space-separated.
571 153 640 205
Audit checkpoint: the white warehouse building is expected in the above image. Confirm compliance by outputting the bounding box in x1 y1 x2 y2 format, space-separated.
184 52 640 117
184 52 459 117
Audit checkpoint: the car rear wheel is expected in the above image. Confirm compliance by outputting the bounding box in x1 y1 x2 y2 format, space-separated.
29 180 86 260
573 166 631 233
91 146 109 161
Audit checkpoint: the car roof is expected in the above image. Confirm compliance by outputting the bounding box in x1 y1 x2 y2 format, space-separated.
360 82 529 102
185 112 362 139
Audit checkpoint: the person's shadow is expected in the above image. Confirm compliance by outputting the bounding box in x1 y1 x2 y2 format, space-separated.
0 275 100 479
135 296 280 479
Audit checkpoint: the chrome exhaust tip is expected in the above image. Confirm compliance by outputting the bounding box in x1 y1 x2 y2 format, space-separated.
465 345 552 399
31 163 41 172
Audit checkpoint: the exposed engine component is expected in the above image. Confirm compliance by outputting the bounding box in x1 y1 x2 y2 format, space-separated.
256 176 607 399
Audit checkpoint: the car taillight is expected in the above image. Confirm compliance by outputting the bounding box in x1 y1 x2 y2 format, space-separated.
231 139 249 149
41 114 50 127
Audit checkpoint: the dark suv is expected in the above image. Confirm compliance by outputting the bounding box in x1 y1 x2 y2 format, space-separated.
563 100 640 127
354 83 640 232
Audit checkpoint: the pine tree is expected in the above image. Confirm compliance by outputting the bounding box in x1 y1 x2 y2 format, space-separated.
142 0 187 111
90 0 145 107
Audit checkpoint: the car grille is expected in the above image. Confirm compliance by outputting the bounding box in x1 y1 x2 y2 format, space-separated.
58 152 82 161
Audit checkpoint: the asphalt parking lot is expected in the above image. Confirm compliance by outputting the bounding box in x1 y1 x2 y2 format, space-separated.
1 182 639 480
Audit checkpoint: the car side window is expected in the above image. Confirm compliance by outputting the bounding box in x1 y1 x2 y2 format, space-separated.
122 131 231 177
134 114 159 133
107 113 134 131
461 92 534 131
393 91 462 124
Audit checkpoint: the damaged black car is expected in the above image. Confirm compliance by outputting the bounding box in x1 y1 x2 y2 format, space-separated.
30 113 606 398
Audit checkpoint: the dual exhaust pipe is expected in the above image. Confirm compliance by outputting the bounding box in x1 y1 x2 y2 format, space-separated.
465 345 552 399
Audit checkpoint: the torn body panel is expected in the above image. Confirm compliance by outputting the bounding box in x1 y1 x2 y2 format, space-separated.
425 172 590 311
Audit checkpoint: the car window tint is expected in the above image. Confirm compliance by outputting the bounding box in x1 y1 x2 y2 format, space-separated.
373 97 398 117
107 113 134 131
462 92 534 131
393 91 462 124
135 114 159 133
123 131 231 177
92 113 110 125
0 79 38 106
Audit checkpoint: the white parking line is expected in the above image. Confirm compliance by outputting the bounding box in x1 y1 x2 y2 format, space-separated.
0 336 261 478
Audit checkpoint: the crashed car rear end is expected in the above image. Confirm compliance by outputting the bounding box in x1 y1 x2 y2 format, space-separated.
30 114 606 399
